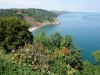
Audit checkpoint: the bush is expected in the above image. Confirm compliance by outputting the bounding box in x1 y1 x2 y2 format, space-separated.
0 17 33 52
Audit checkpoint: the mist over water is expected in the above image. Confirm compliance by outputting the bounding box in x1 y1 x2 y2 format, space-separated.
33 12 100 62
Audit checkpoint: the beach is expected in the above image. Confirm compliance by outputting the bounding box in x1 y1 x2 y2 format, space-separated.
28 24 45 32
28 20 60 32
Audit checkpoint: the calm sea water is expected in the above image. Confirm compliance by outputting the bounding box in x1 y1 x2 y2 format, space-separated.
33 12 100 62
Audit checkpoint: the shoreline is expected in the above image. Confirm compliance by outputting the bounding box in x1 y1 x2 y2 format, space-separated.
28 19 60 32
28 23 45 32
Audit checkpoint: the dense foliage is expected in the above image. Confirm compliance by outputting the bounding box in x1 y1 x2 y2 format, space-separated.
0 58 35 75
0 9 57 24
92 50 100 62
0 9 24 19
23 9 57 22
0 31 100 75
11 31 82 75
0 17 33 52
77 60 100 75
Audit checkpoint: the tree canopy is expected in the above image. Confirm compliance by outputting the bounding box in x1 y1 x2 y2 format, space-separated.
92 50 100 62
0 17 33 52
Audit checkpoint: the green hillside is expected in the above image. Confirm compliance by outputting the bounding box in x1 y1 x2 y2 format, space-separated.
0 8 57 27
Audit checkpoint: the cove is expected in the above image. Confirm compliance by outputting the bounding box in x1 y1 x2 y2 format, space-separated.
32 12 100 62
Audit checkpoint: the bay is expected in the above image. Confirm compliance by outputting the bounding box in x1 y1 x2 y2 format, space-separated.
33 12 100 62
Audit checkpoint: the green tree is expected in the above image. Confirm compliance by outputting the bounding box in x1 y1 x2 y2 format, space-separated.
0 17 33 52
0 58 35 75
77 60 100 75
92 50 100 62
50 32 62 48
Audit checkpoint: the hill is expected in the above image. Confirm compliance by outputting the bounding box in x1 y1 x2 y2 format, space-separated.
51 10 70 16
0 8 58 27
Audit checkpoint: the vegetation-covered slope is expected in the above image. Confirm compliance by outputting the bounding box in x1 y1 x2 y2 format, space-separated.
0 8 57 27
0 31 82 75
0 31 100 75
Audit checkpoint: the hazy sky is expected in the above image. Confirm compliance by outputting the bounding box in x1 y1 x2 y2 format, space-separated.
0 0 100 12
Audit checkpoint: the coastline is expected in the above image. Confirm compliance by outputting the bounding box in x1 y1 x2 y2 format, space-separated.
28 23 45 32
28 19 60 32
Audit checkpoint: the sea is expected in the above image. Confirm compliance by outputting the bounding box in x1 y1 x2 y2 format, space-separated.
33 12 100 62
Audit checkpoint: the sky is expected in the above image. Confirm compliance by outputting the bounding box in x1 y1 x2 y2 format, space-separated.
0 0 100 12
